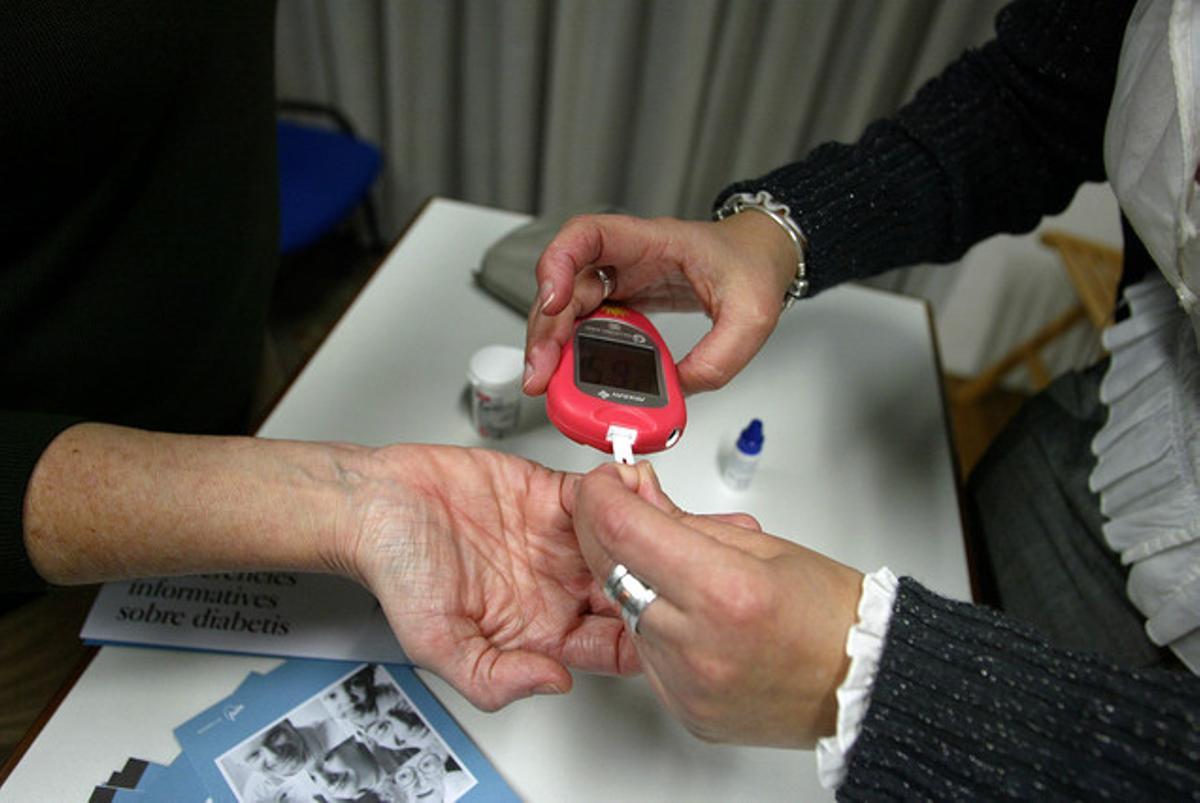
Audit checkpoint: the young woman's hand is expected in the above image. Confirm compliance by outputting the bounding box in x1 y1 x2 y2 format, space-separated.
523 212 798 396
567 461 862 747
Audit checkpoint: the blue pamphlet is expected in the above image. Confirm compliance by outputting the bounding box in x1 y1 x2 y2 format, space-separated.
176 660 517 802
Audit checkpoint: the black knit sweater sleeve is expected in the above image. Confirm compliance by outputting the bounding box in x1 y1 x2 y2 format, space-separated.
715 0 1134 296
838 578 1200 800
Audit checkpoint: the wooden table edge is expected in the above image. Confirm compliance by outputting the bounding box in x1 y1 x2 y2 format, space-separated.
0 646 97 784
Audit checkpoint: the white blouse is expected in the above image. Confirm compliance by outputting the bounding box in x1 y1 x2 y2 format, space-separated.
1100 0 1200 673
1091 275 1200 672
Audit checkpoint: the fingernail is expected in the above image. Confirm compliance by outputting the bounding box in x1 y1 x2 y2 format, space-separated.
522 362 534 390
534 682 564 696
538 282 556 312
613 462 639 488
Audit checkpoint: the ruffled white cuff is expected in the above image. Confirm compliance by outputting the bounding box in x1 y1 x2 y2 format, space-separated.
815 566 899 789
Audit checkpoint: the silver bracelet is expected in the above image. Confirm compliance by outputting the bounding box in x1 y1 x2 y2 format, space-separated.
714 190 809 309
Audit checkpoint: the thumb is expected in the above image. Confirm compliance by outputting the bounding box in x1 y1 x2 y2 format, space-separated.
676 300 775 393
631 461 683 516
457 648 573 711
563 461 640 518
703 511 763 531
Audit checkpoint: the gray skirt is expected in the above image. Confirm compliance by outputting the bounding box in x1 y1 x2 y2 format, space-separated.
966 361 1180 670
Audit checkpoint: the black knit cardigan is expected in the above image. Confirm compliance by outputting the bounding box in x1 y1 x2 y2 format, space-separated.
716 0 1198 797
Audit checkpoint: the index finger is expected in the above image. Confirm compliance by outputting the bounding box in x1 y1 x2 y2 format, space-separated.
675 287 778 394
524 215 665 395
533 214 663 317
523 263 609 396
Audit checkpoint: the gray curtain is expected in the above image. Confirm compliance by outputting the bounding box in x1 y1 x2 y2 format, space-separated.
276 0 1006 230
276 0 1114 389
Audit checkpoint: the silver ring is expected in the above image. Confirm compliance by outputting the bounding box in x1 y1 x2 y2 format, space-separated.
603 563 657 634
595 267 615 299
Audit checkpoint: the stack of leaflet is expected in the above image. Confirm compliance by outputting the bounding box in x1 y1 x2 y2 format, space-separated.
85 659 517 802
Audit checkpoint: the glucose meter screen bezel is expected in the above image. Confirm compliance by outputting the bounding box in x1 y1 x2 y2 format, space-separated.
573 324 667 408
577 335 661 395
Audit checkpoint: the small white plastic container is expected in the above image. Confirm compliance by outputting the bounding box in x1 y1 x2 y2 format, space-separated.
466 345 525 438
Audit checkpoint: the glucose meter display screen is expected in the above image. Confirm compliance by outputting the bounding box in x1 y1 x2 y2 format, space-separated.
578 336 661 395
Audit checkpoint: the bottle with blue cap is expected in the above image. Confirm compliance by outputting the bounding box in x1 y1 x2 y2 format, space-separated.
721 418 763 491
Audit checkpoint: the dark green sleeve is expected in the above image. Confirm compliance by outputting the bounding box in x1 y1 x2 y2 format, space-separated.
839 578 1200 800
0 412 83 590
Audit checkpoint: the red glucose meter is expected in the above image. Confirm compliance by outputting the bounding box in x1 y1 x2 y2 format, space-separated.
547 304 686 461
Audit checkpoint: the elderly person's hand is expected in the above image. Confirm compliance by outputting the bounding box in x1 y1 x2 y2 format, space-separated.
567 460 863 747
341 445 639 711
25 424 636 715
522 212 798 396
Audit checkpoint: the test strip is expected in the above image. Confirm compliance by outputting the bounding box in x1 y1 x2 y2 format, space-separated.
606 425 637 465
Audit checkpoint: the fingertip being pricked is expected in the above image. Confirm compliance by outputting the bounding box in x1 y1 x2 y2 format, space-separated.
560 472 581 515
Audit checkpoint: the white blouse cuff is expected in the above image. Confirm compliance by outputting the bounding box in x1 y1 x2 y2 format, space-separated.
815 566 899 789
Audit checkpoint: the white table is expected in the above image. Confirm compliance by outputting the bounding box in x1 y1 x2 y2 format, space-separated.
2 198 969 802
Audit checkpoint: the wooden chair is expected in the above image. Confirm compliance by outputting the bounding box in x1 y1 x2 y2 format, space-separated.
949 230 1123 406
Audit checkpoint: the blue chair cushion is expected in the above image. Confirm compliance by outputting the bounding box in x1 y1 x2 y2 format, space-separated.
277 120 382 254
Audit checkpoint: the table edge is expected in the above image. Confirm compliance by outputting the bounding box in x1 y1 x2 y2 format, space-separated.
0 646 97 784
